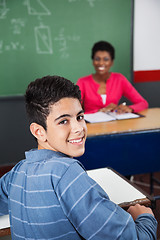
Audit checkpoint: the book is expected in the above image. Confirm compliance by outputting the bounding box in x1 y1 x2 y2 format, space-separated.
87 168 153 210
84 111 143 123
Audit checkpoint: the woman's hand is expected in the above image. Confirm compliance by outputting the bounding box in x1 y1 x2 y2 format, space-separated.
99 103 117 113
113 103 133 114
127 204 154 221
99 103 133 114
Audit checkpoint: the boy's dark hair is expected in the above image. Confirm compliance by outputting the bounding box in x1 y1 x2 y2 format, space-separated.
25 75 81 130
91 41 115 60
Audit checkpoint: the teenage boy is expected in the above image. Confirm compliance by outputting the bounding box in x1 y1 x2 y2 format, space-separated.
0 75 157 239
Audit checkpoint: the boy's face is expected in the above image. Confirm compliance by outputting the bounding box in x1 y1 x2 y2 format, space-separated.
41 97 87 158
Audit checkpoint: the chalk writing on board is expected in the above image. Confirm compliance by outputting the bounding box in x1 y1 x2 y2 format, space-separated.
0 0 9 19
54 28 80 59
24 0 52 54
0 40 24 53
35 25 53 54
6 42 24 51
25 0 51 16
87 0 96 7
11 18 26 35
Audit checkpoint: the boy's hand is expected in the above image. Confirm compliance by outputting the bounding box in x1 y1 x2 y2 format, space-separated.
127 204 155 221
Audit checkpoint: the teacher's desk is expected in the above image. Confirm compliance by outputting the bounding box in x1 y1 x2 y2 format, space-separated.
78 108 160 176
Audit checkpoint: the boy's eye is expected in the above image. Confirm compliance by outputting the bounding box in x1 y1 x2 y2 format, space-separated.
77 115 84 121
59 119 68 125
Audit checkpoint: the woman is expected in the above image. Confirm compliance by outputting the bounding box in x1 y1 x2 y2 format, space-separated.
77 41 148 114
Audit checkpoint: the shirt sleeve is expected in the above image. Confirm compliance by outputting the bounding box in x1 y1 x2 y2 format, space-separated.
135 214 157 240
121 75 148 112
0 172 10 215
55 162 157 240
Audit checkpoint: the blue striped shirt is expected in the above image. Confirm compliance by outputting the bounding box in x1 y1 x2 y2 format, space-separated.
0 149 157 239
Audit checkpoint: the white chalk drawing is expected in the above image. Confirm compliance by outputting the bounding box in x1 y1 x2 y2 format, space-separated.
11 18 25 34
0 0 9 19
87 0 96 7
35 25 53 54
24 0 52 54
0 0 94 56
6 42 24 51
25 0 51 15
54 28 80 59
0 40 24 53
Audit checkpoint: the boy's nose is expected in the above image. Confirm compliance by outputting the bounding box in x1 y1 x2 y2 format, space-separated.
71 121 83 133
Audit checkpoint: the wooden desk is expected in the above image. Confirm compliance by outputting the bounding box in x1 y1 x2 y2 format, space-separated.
78 108 160 175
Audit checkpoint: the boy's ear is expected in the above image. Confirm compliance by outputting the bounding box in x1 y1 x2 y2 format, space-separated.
30 123 47 142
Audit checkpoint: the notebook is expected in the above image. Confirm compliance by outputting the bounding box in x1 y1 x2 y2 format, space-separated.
84 111 143 123
87 167 152 209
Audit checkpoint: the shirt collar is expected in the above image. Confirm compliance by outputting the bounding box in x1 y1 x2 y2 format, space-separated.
25 149 69 162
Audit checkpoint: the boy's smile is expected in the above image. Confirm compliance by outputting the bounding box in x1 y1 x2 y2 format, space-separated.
39 97 87 158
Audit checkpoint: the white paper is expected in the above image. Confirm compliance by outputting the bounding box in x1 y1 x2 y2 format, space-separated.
87 168 145 204
84 112 140 123
84 112 115 123
0 215 10 229
108 112 139 120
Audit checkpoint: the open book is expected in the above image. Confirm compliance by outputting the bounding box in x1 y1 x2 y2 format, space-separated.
84 111 143 123
87 168 153 210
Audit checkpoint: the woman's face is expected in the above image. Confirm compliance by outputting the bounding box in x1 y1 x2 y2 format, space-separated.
92 51 114 75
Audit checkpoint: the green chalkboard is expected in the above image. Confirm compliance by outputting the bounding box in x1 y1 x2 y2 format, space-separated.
0 0 132 96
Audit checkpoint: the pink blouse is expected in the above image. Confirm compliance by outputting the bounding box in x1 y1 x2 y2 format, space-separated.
77 73 148 113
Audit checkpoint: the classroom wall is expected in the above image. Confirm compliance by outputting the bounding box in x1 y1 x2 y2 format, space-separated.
133 0 160 107
0 96 36 166
133 81 160 108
